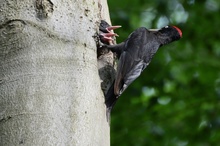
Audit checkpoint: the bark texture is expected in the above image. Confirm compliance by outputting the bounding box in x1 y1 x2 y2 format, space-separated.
0 0 111 145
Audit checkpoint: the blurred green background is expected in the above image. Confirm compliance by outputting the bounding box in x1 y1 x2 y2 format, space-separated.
108 0 220 145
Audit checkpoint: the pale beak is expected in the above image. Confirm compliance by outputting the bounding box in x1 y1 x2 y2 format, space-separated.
148 29 159 32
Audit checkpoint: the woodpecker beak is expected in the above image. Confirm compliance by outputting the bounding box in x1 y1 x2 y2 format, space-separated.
148 29 160 32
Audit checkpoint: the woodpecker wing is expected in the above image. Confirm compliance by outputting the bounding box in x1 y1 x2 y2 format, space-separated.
114 53 147 95
114 27 160 96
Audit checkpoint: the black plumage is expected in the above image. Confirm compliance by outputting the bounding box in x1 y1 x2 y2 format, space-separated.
103 25 182 112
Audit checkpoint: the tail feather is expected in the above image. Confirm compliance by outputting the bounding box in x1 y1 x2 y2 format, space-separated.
105 81 118 122
105 81 118 110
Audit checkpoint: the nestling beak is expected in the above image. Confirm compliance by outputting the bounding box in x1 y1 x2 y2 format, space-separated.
106 26 122 32
100 25 122 44
100 32 118 42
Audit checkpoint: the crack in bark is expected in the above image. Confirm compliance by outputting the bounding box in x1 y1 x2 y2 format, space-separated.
0 116 12 123
0 19 26 29
0 19 72 42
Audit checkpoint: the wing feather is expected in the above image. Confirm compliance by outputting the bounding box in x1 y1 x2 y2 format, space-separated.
114 27 160 96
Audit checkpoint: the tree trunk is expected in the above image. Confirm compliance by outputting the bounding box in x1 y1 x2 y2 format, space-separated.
0 0 111 145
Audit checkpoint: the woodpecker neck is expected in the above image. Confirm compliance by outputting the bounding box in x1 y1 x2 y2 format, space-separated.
155 31 181 46
155 33 173 45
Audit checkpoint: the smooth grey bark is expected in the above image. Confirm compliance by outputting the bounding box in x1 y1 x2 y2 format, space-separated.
0 0 111 145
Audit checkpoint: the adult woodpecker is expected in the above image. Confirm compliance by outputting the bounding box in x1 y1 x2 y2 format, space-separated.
99 21 182 113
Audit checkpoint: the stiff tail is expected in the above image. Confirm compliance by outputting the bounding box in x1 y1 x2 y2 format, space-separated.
105 81 118 122
105 81 118 110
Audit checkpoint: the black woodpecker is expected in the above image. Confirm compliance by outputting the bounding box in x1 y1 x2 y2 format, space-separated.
99 20 182 113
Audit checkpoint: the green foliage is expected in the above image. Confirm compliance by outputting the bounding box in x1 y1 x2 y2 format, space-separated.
108 0 220 145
